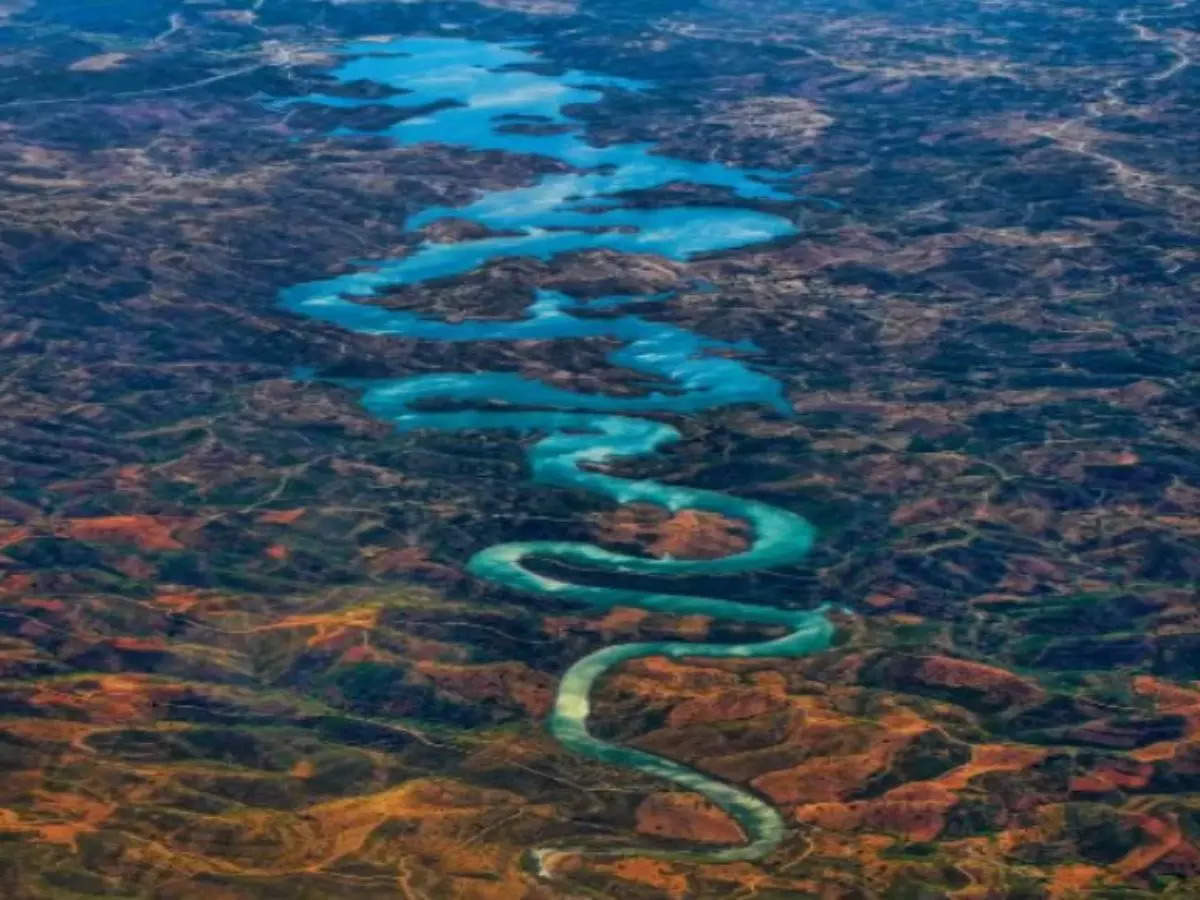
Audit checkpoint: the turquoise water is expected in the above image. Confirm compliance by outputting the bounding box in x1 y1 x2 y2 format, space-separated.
278 36 833 863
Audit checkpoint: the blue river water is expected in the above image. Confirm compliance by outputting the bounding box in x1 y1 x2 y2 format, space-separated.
277 36 834 864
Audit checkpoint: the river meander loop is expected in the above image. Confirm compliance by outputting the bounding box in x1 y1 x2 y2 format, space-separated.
278 35 835 864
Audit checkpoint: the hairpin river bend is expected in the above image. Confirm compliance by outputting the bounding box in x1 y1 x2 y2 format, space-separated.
277 36 836 866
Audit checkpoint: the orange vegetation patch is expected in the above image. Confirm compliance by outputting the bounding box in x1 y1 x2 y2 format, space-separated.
30 675 186 724
0 718 100 744
671 614 712 639
916 655 1045 706
0 525 31 549
596 605 648 633
793 796 953 843
1132 675 1200 714
19 596 64 613
109 636 168 652
1070 759 1152 793
635 791 745 844
885 782 957 805
8 774 554 894
32 791 117 848
1149 840 1200 881
1127 676 1200 761
544 605 711 641
615 656 741 693
1130 741 1182 763
55 515 183 551
0 572 34 594
114 464 145 490
591 503 749 560
651 509 749 559
598 858 690 900
0 791 117 849
544 605 649 640
753 750 893 805
153 591 202 612
415 660 554 717
338 643 390 664
1112 811 1182 879
699 862 822 896
260 606 381 648
934 743 1046 790
1047 864 1102 899
863 583 918 610
667 689 787 728
1153 515 1200 535
752 709 931 805
299 778 554 873
802 830 906 892
256 507 306 525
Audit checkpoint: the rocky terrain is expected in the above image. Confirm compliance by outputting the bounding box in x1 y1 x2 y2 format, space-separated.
0 0 1197 896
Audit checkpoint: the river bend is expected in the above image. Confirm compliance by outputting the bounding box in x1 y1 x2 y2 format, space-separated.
278 35 834 863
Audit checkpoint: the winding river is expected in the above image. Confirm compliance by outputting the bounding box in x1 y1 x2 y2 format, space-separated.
278 36 835 864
